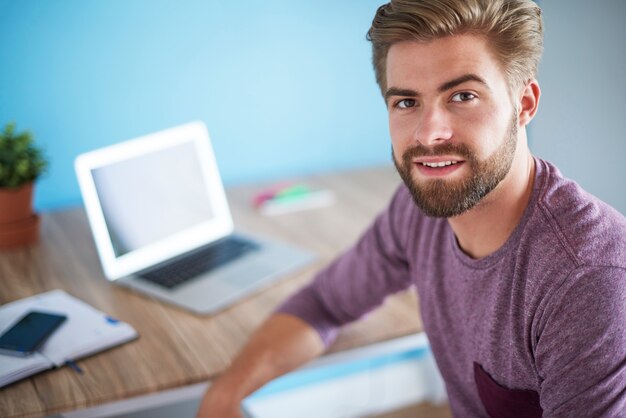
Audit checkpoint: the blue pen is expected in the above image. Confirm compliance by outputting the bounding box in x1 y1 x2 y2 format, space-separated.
65 359 84 374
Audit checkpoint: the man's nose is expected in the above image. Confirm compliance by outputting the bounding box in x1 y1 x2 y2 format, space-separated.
412 106 453 146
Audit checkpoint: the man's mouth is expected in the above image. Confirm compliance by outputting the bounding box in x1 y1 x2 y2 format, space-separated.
412 158 465 177
419 160 461 168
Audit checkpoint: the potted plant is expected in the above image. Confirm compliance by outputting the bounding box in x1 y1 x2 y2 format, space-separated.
0 122 48 248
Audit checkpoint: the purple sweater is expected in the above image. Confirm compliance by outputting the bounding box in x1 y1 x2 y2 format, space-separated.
278 158 626 417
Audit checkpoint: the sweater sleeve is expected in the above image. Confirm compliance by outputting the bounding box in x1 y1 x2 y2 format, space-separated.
276 185 415 347
535 265 626 417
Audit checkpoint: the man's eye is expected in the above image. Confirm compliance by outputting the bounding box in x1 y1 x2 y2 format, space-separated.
451 92 476 102
396 99 416 109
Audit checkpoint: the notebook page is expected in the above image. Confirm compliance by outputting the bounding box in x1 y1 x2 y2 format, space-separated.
28 290 138 366
0 294 59 387
0 290 137 370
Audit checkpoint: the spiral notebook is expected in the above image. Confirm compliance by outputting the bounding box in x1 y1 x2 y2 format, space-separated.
0 290 138 388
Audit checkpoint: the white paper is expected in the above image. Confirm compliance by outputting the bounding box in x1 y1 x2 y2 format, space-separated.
0 290 138 387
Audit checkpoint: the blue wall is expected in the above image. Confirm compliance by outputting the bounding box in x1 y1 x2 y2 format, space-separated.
0 1 389 211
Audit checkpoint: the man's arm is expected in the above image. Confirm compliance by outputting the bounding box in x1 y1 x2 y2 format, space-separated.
196 185 415 417
536 266 626 416
196 313 325 418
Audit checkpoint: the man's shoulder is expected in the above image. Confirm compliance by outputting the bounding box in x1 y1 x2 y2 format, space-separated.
528 158 626 270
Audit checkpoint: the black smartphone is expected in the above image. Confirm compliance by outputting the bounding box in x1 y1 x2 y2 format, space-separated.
0 311 67 357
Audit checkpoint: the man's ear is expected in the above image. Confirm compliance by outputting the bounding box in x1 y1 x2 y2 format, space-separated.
517 79 541 127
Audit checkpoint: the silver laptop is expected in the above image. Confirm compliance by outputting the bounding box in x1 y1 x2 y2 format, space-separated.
75 121 313 314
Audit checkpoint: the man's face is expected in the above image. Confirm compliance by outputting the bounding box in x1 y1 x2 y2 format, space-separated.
385 35 520 218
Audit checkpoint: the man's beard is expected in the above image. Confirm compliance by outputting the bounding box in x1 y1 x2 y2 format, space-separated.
392 113 518 218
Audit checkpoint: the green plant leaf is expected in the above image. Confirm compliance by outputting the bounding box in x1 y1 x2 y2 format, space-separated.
0 122 48 188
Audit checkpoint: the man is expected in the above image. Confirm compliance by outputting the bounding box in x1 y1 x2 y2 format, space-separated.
197 0 626 416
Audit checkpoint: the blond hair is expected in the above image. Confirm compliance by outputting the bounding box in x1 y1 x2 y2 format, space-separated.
366 0 543 95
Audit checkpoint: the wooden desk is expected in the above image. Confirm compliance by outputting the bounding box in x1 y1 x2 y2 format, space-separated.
0 166 422 418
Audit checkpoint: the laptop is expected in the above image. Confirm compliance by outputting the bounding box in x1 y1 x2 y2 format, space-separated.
75 121 314 314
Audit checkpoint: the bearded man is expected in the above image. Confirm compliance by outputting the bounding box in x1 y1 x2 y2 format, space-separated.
198 1 626 416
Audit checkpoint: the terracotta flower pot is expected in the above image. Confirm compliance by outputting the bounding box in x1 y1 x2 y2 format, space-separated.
0 183 34 224
0 183 40 248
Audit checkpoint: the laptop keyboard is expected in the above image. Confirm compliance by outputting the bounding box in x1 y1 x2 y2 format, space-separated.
138 236 260 289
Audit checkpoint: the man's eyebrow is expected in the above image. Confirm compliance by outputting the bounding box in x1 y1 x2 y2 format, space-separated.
437 73 489 93
384 87 418 102
384 73 490 102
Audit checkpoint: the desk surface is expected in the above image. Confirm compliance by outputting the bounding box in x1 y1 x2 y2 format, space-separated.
0 165 422 418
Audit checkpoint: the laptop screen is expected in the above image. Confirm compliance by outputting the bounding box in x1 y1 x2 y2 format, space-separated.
76 122 234 280
91 141 214 257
